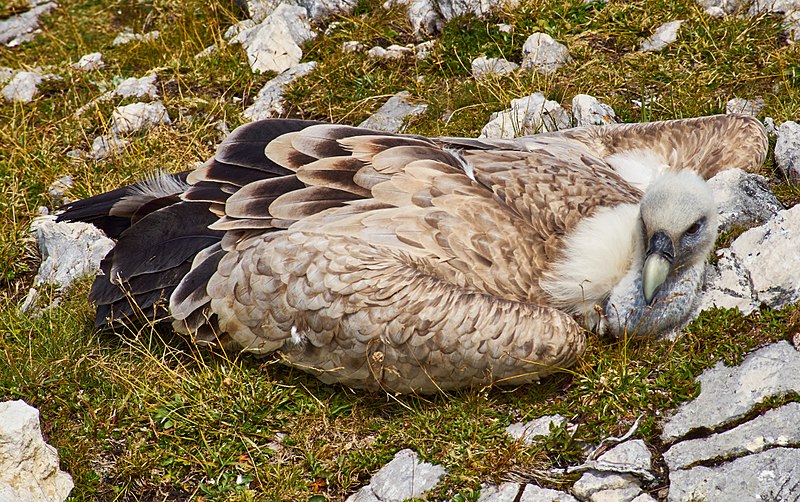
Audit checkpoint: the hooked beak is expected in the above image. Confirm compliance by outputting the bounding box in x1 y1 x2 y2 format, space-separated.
642 230 674 304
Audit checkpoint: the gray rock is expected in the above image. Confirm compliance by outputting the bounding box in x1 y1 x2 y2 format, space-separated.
629 495 657 502
697 0 748 16
664 402 800 471
596 440 652 473
243 62 317 121
358 92 427 133
387 0 516 36
342 41 365 53
572 471 642 502
667 447 800 501
0 2 57 47
764 116 777 136
640 20 684 52
707 168 783 232
111 101 171 135
725 97 765 116
1 71 57 103
194 44 218 59
476 482 521 501
471 57 519 79
0 401 73 502
30 216 114 289
698 248 759 314
750 0 800 41
505 414 566 445
774 120 800 182
661 341 800 442
480 92 571 138
113 74 159 99
496 23 513 33
238 0 356 23
520 484 578 501
112 29 161 46
571 94 617 127
224 19 257 40
346 449 446 502
367 44 412 59
521 33 571 74
47 176 73 207
89 134 129 160
0 67 14 85
71 52 104 72
229 3 315 74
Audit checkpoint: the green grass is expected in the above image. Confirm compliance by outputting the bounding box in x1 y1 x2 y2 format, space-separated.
2 0 800 500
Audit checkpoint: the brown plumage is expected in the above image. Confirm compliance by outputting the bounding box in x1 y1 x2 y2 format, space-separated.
58 114 768 393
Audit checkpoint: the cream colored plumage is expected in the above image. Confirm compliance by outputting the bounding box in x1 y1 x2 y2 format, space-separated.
59 114 768 393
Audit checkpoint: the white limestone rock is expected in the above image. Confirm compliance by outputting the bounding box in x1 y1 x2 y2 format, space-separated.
774 120 800 182
725 97 765 116
699 248 759 314
596 440 652 473
707 168 783 232
112 29 161 46
640 20 684 52
238 0 356 23
750 0 800 41
224 19 257 40
476 482 521 501
342 41 365 53
1 71 58 103
667 447 800 502
243 62 317 121
0 2 57 47
345 449 446 502
521 33 571 74
367 44 412 59
571 471 642 502
0 67 15 85
697 0 749 16
113 74 159 99
471 57 519 80
571 94 617 127
661 341 800 442
111 101 171 135
30 216 114 289
229 3 316 74
505 414 566 445
520 484 578 501
480 92 571 138
89 134 128 160
387 0 516 36
358 92 427 133
0 401 73 502
664 402 800 471
71 52 104 72
47 176 73 207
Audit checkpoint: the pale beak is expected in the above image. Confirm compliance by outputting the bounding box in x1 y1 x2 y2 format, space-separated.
642 230 674 304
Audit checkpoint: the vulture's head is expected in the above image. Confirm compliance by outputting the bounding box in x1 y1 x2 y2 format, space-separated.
604 170 718 337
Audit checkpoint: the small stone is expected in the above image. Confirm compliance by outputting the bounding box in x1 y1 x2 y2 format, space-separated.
224 19 257 40
596 440 652 473
480 92 571 138
496 23 513 33
342 41 365 53
521 33 571 74
0 2 57 47
520 484 578 501
89 134 128 160
725 97 765 116
0 400 73 502
774 120 800 182
112 29 161 46
640 20 684 52
243 62 317 121
664 402 800 471
111 101 171 135
113 74 159 99
238 0 356 23
48 176 73 207
471 57 519 79
707 168 783 232
630 494 657 502
1 71 55 103
793 331 800 349
505 414 566 445
194 44 218 59
30 216 115 289
367 44 412 59
71 52 104 72
667 447 800 502
358 91 427 133
0 67 15 85
661 341 800 442
572 94 618 126
348 449 446 502
763 117 777 136
414 40 434 60
476 482 522 501
572 471 641 501
698 0 748 16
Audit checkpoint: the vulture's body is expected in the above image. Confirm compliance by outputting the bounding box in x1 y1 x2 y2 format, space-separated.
58 115 768 393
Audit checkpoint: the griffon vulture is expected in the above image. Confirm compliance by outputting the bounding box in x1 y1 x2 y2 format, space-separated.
58 114 768 393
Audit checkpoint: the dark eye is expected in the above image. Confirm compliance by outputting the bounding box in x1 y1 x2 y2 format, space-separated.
686 221 702 236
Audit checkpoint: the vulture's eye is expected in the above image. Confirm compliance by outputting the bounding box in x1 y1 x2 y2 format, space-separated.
686 221 702 236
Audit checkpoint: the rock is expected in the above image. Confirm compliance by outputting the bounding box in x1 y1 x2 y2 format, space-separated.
661 342 800 442
30 216 115 289
471 57 519 79
367 44 412 59
238 0 356 23
229 3 315 74
664 402 800 471
640 20 684 52
496 23 513 33
764 117 777 136
750 0 800 41
725 97 765 116
476 482 521 501
774 120 800 182
521 33 571 74
571 471 642 502
194 44 218 59
667 447 800 501
111 101 171 135
1 71 57 103
0 67 15 85
480 92 571 138
630 495 657 502
224 19 257 40
697 0 748 16
112 29 161 46
89 134 129 160
0 2 57 47
707 168 783 232
243 61 317 121
113 74 159 99
346 449 446 502
520 484 579 501
698 248 760 314
0 401 73 502
505 414 566 445
358 92 427 133
571 94 617 127
596 440 652 473
47 176 73 207
342 41 365 53
387 0 515 35
71 52 104 72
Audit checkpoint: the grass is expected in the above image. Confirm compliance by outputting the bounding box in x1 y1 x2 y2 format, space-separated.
1 0 800 500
